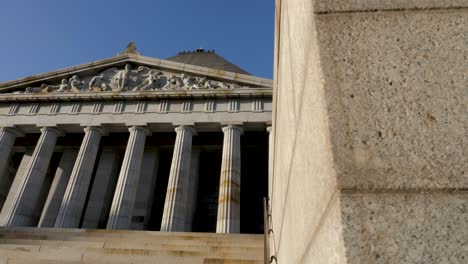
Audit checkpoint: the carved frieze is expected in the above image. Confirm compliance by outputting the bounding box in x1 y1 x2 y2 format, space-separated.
21 64 251 94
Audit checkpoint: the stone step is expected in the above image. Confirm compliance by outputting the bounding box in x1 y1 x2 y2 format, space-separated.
0 227 264 263
0 235 262 249
0 229 262 246
0 245 263 264
0 227 263 240
0 241 263 258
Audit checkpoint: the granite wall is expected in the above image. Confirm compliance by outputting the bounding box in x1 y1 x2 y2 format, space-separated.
271 0 467 263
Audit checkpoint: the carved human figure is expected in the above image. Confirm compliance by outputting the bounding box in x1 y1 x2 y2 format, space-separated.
41 79 69 93
69 75 83 92
181 74 195 89
163 75 183 90
217 82 229 89
56 79 70 92
40 84 50 93
88 74 108 91
25 87 41 93
229 83 241 89
191 77 206 89
135 70 162 91
111 64 131 91
204 79 214 89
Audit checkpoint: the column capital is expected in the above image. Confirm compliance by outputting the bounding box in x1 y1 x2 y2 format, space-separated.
0 127 24 137
266 126 273 133
174 125 197 136
40 126 64 137
222 125 243 135
84 126 107 136
128 126 151 136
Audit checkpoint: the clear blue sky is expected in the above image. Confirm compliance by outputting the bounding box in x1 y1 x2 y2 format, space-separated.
0 0 274 82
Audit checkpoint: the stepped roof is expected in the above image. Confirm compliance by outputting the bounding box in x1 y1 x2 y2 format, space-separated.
166 49 250 75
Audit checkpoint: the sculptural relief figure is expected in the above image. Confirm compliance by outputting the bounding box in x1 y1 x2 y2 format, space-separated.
134 70 162 91
20 66 252 94
190 77 208 89
88 74 108 91
110 64 131 91
229 83 242 89
162 75 183 90
39 84 51 93
25 87 41 93
56 79 70 92
217 82 230 89
37 79 69 93
69 75 83 92
181 74 195 89
204 79 215 89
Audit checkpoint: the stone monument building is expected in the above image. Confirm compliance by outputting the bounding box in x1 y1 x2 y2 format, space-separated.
0 45 272 263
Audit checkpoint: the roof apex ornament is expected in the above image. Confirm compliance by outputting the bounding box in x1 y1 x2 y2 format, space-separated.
121 42 140 55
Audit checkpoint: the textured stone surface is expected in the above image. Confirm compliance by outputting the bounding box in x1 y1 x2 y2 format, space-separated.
0 227 263 264
341 192 468 263
270 0 340 262
316 10 468 189
314 0 468 13
271 0 467 263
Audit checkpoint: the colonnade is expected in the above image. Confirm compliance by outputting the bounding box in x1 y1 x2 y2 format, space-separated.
0 125 272 233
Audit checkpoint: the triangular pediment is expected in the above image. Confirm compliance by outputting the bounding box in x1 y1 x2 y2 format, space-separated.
0 54 272 94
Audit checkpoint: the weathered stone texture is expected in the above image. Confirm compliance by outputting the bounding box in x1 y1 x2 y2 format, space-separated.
341 192 468 263
314 0 468 13
271 0 339 262
271 0 467 263
316 10 468 189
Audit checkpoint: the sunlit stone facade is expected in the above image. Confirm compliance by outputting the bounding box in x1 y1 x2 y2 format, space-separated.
0 49 272 234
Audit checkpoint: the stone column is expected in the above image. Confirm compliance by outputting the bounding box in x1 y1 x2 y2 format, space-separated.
106 126 150 230
216 125 243 233
54 126 105 228
0 127 62 227
38 148 78 227
0 127 24 179
160 125 196 232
